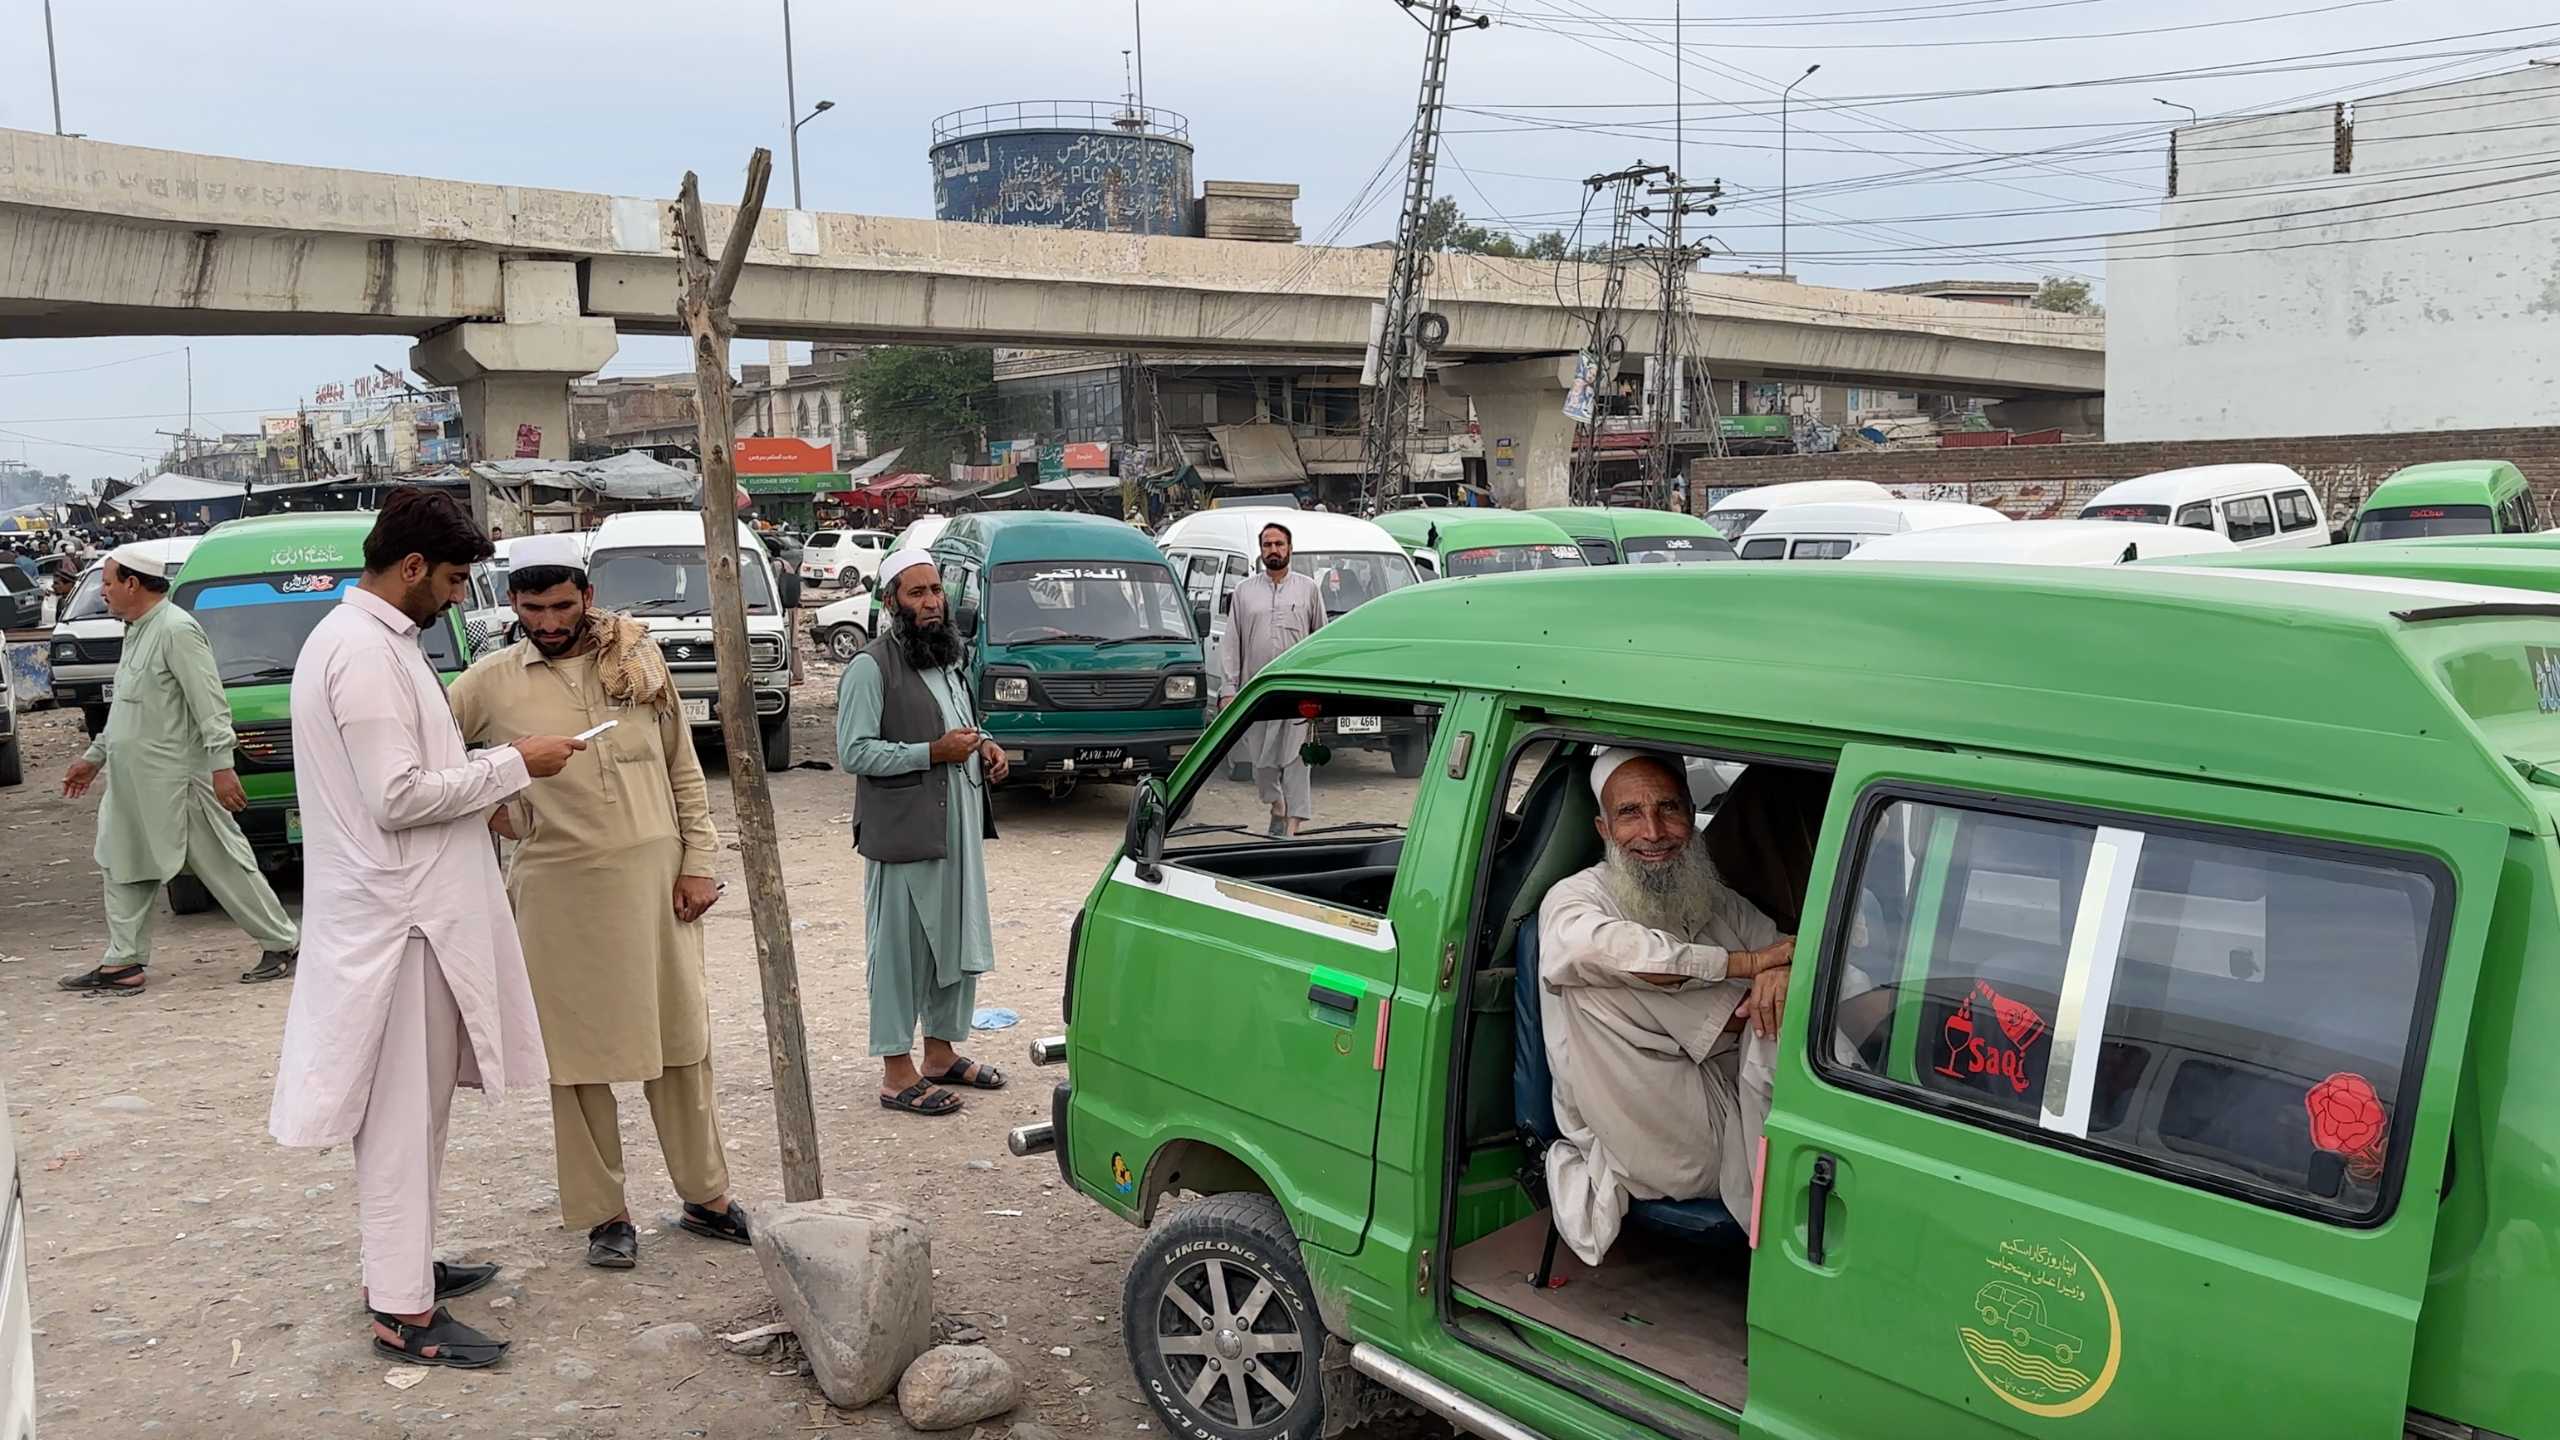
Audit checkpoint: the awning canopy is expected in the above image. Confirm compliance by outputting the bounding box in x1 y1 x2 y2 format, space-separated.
1031 475 1124 494
1207 423 1308 487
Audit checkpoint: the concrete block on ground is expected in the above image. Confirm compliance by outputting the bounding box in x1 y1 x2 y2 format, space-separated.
897 1344 1022 1431
750 1198 932 1409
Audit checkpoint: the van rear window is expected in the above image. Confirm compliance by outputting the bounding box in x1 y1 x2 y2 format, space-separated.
2081 504 2170 524
1821 795 2446 1224
1620 534 1736 564
2351 504 2493 541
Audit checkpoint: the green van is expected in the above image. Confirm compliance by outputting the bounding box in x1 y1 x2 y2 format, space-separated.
1374 508 1588 581
1017 561 2560 1440
2348 460 2539 542
929 511 1208 798
1531 506 1736 567
169 512 471 908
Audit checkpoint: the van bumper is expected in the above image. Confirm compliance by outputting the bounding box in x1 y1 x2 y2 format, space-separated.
672 675 791 723
993 728 1198 784
234 801 300 868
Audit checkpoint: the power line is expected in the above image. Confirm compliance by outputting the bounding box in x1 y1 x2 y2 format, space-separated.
0 348 186 382
1496 0 2415 51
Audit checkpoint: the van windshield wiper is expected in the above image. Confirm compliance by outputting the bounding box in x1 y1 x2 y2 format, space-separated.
1168 822 1266 839
1093 632 1195 649
226 664 298 684
1002 631 1113 645
1294 820 1406 837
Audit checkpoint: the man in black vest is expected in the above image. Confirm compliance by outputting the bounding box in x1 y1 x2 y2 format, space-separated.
836 551 1011 1117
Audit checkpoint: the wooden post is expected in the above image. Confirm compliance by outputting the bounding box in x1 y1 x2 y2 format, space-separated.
675 152 824 1203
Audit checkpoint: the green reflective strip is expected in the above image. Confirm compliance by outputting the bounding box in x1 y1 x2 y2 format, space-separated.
1888 807 1958 1088
1310 965 1367 1000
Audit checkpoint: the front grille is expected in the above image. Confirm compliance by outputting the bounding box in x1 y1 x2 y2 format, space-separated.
60 636 122 666
657 636 784 671
234 722 293 774
1034 673 1166 710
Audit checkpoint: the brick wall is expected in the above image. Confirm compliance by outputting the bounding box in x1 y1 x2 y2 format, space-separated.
1688 425 2560 520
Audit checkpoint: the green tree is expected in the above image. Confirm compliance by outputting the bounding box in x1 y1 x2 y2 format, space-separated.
842 346 992 476
2029 276 2103 315
1522 231 1574 261
1410 195 1547 257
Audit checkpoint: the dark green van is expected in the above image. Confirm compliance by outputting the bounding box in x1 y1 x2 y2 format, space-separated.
1532 506 1736 567
931 512 1208 798
169 512 470 906
2348 460 2539 542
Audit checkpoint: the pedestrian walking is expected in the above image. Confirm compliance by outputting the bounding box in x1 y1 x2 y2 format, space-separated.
57 543 299 995
836 549 1009 1118
447 535 751 1271
267 488 584 1370
1219 521 1327 837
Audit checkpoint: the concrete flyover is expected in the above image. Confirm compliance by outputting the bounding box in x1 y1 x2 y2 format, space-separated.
0 129 2102 462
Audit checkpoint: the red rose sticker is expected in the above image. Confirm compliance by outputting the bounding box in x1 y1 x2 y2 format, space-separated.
2306 1071 2388 1181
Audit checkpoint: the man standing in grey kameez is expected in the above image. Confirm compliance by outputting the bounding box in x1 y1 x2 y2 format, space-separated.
837 550 1012 1117
1219 521 1327 837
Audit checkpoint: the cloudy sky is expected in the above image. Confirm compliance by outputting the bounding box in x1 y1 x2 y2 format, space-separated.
1 0 2554 480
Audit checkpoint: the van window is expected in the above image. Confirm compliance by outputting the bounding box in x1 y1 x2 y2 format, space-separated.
985 559 1189 646
1739 538 1787 561
62 565 109 622
2524 489 2544 530
2274 491 2320 533
1574 539 1619 567
2174 503 2214 530
2351 504 2494 542
1444 543 1585 578
808 531 841 548
179 571 466 681
1704 507 1762 536
2083 504 2169 525
1791 538 1856 560
2498 494 2528 533
2224 495 2277 544
1820 795 2446 1222
591 545 778 616
1620 534 1736 564
1297 553 1415 616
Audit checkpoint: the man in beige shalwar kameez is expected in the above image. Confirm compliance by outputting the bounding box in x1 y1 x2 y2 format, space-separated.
448 536 748 1270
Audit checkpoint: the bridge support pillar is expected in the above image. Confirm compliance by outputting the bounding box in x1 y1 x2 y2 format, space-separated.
409 260 618 464
1439 355 1582 509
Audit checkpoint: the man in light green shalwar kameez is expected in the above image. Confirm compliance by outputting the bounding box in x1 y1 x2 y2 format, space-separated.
836 549 1011 1117
58 545 299 996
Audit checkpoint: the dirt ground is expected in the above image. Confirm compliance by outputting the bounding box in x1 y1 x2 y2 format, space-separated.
0 626 1452 1439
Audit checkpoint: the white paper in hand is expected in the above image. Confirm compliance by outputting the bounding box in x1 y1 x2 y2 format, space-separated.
573 719 619 743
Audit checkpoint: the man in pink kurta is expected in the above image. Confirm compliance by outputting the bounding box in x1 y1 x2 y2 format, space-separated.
268 489 584 1370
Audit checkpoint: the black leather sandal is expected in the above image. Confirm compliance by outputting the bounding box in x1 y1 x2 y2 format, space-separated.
586 1219 639 1270
58 964 144 995
880 1080 962 1116
679 1200 752 1246
433 1260 499 1302
370 1307 508 1369
929 1057 1007 1091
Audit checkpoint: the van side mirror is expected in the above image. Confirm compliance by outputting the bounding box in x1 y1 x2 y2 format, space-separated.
953 603 980 641
778 571 804 609
1190 597 1214 636
1126 776 1167 883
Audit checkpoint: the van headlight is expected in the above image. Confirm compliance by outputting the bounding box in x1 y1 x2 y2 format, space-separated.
993 676 1031 704
1164 674 1199 702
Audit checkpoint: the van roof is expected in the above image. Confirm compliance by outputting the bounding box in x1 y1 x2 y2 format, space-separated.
938 510 1173 565
1705 479 1893 510
1157 506 1407 554
1747 499 2011 535
1530 507 1727 543
2154 537 2560 592
2360 459 2529 510
185 511 379 576
1849 518 2236 565
1372 508 1580 550
591 511 770 555
2081 463 2312 511
1270 562 2557 832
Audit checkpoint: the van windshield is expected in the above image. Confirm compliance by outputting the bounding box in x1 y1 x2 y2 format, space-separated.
63 565 109 622
1443 543 1587 579
1621 534 1737 564
1298 552 1416 615
2352 504 2494 541
986 559 1190 646
590 546 778 616
176 571 465 683
1703 507 1763 535
2082 503 2170 524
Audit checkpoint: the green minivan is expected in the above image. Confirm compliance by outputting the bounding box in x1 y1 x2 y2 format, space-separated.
929 511 1208 798
1019 560 2560 1440
1531 506 1737 567
2348 460 2540 542
169 512 471 907
1374 508 1588 581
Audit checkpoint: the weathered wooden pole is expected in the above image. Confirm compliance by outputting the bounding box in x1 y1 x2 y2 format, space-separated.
676 151 823 1202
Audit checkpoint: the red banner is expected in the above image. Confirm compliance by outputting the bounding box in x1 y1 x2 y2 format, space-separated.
514 423 543 458
1061 441 1112 471
734 436 837 475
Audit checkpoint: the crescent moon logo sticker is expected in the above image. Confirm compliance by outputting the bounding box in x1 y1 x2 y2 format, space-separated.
1959 1239 2120 1417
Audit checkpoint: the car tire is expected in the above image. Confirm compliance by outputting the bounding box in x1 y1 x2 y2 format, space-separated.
82 703 109 738
1389 733 1428 779
760 712 793 771
1122 1193 1327 1440
165 872 216 916
0 735 21 788
825 625 866 664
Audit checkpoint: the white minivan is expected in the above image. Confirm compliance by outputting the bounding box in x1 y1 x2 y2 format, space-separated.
800 528 893 590
48 537 198 737
585 512 800 770
1702 479 1893 538
1730 498 2011 560
1848 517 2240 566
2078 463 2332 551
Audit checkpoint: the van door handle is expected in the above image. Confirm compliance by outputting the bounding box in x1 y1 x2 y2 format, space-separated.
1308 982 1359 1015
1807 1153 1837 1266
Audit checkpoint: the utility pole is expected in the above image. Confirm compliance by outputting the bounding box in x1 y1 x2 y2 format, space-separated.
1358 0 1485 512
674 149 825 1204
1568 164 1662 507
43 0 65 136
1644 174 1727 512
782 1 804 209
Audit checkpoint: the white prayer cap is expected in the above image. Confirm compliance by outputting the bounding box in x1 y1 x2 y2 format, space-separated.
106 542 167 579
1589 746 1677 806
878 548 938 590
508 533 586 574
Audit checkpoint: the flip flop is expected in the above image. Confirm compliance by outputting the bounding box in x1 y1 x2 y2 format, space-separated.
880 1080 962 1116
929 1057 1008 1092
370 1307 508 1369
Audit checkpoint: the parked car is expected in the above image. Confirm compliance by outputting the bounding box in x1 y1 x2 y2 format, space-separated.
586 511 801 770
49 537 200 737
1028 558 2558 1440
1702 479 1893 537
1531 506 1737 566
801 528 894 589
1849 517 2238 566
169 515 470 908
0 566 37 632
2347 459 2539 542
1373 508 1588 580
861 514 955 634
2079 463 2331 551
1732 499 2011 559
0 632 20 788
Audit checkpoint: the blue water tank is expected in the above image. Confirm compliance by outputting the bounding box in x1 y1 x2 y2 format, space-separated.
930 101 1196 238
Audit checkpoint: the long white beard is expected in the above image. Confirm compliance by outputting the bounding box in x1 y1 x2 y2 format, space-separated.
1601 833 1721 941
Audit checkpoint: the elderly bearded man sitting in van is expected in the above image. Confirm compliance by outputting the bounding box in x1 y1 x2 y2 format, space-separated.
1536 749 1796 1265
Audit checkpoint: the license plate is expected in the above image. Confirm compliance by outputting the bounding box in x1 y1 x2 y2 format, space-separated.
1075 747 1126 763
682 698 712 723
102 683 115 702
285 809 302 845
1337 715 1382 735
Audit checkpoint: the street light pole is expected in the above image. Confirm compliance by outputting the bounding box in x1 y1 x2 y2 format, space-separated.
2155 97 2199 125
1781 63 1819 277
43 0 65 136
783 0 804 208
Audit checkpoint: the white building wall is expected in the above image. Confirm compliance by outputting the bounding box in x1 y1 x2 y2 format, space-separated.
2109 69 2560 443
